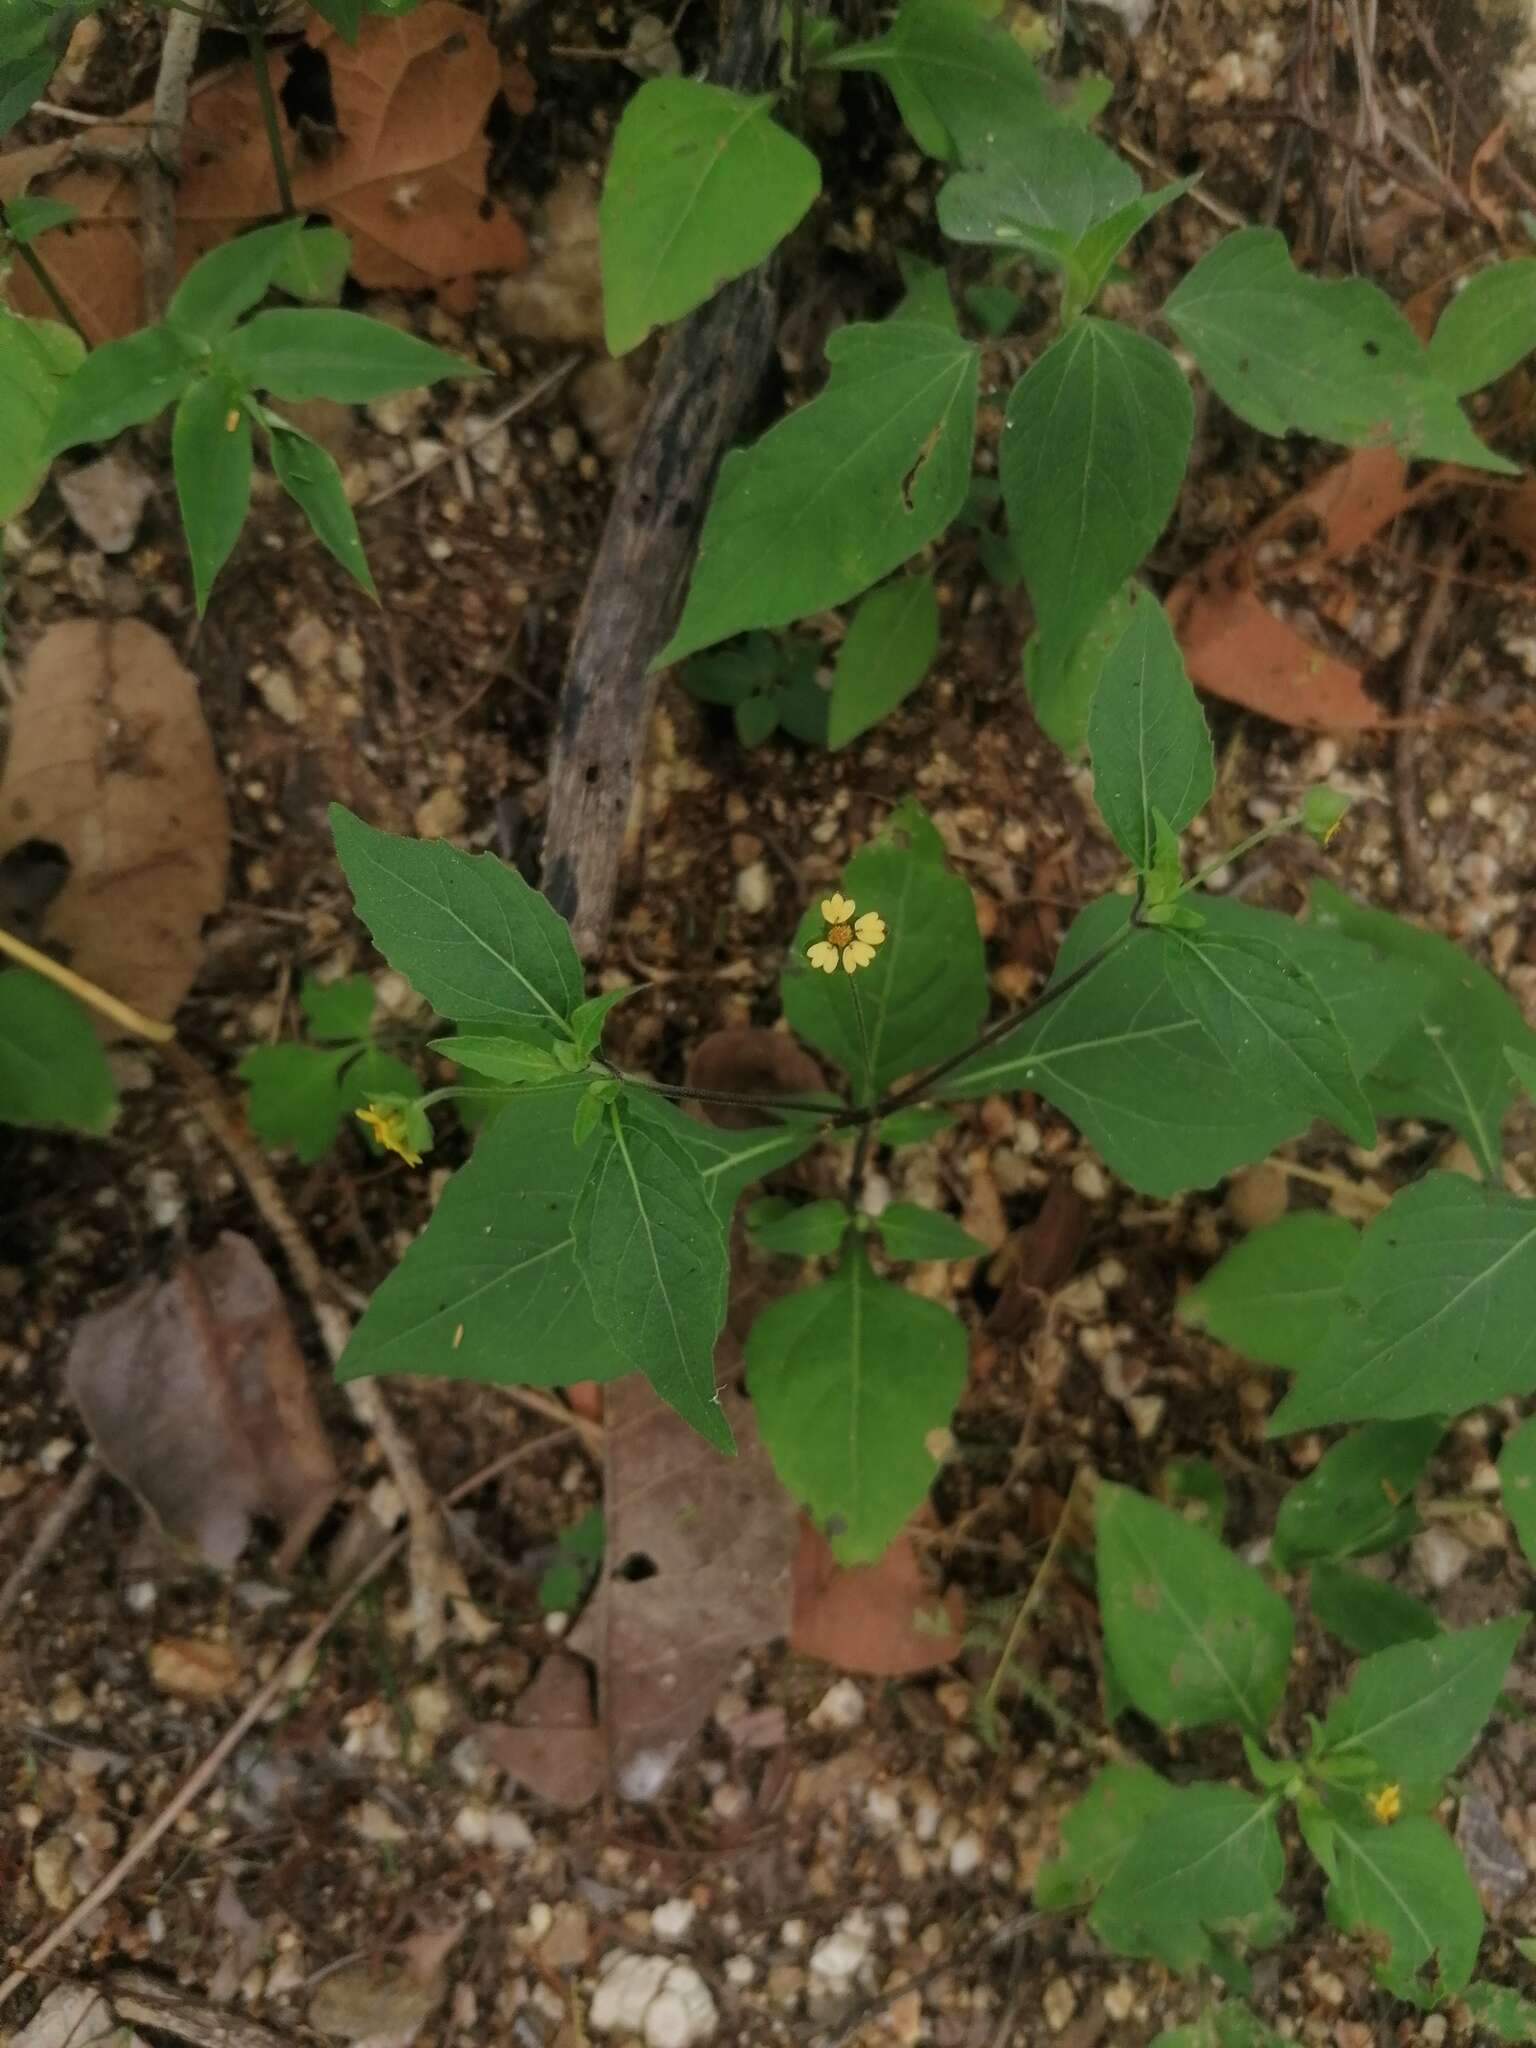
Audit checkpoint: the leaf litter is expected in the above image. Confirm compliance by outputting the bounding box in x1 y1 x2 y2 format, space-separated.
0 618 229 1028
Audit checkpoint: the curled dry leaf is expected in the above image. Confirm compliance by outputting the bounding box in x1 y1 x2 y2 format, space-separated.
66 1231 338 1570
567 1376 796 1801
0 618 229 1028
686 1026 827 1130
988 1175 1090 1339
1 4 530 343
480 1649 604 1813
790 1516 963 1677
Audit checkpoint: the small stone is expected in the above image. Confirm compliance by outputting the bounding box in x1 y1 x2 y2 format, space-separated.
642 1967 716 2048
1412 1526 1470 1589
865 1786 902 1832
808 1677 865 1732
1071 1159 1108 1202
487 1810 534 1855
414 787 466 840
366 387 431 437
809 1927 869 1983
309 1961 443 2042
884 1988 923 2046
540 1901 590 1970
572 358 647 462
349 1801 409 1843
724 1957 755 1988
948 1830 984 1878
710 1782 749 1823
49 1679 88 1726
1104 1981 1135 2022
549 424 581 468
651 1897 697 1942
58 452 155 554
1127 1394 1166 1441
149 1637 241 1701
735 860 773 915
588 1954 667 2036
1043 1978 1077 2030
284 616 334 674
32 1834 77 1910
1313 1970 1346 2008
251 666 303 725
1226 1163 1288 1231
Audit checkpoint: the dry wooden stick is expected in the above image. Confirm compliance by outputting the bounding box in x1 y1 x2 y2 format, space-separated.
139 8 203 319
107 1972 290 2048
0 1455 99 1629
540 0 785 956
0 1431 569 2015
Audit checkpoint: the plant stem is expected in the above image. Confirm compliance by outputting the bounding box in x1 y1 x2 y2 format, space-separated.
0 921 174 1043
13 242 87 341
789 0 805 81
979 1468 1085 1731
243 20 295 217
1179 813 1301 899
618 1075 840 1119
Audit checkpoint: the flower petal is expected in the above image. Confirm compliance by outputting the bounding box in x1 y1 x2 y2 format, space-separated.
807 941 840 974
821 892 855 923
843 941 875 972
854 912 886 945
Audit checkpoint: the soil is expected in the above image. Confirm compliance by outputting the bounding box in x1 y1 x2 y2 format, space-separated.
4 0 1536 2044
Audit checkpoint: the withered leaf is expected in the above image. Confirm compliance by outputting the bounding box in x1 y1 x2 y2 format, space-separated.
568 1377 795 1801
479 1650 604 1813
790 1517 963 1677
66 1232 338 1570
0 619 228 1028
686 1027 827 1130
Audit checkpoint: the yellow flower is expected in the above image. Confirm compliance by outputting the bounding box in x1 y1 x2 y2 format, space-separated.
807 893 887 975
355 1102 422 1167
1369 1783 1402 1825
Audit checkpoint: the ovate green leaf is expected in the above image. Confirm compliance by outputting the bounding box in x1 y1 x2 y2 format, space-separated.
1179 1211 1360 1371
331 804 584 1031
173 372 253 613
826 571 938 748
1462 1982 1536 2043
1323 1815 1482 2000
1090 1783 1285 1972
1272 1419 1441 1569
874 1201 985 1261
1087 585 1212 870
662 320 978 663
167 219 302 340
746 1240 967 1560
267 421 375 596
1024 581 1139 754
338 1084 627 1386
1002 319 1191 667
819 0 1048 161
1273 1174 1536 1429
1033 1763 1175 1910
1319 1618 1527 1784
432 1035 566 1083
229 309 481 403
938 119 1139 253
42 323 197 456
600 79 820 355
1499 1415 1536 1570
746 1196 850 1257
0 968 116 1134
1427 258 1536 396
274 224 352 303
300 973 376 1041
1096 1482 1293 1732
1308 1560 1439 1657
0 307 83 519
239 1042 355 1161
573 1098 732 1450
1165 227 1516 473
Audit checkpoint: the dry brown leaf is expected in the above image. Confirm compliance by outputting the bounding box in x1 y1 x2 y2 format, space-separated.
66 1231 338 1570
988 1176 1089 1339
0 618 228 1026
790 1517 963 1676
479 1650 604 1813
1168 574 1383 731
1 4 528 342
686 1026 827 1130
567 1376 795 1801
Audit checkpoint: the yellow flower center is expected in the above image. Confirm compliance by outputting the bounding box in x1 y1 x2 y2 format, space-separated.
827 922 853 948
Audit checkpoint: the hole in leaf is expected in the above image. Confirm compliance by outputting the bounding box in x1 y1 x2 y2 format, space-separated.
616 1551 658 1582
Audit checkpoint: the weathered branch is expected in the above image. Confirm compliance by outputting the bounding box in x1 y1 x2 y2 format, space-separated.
540 0 785 954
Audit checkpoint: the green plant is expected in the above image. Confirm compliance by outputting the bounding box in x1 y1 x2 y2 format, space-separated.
537 1505 605 1614
238 973 420 1163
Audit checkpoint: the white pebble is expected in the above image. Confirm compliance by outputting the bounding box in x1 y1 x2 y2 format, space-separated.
1413 1527 1470 1590
948 1830 985 1878
734 861 773 915
808 1677 865 1732
487 1810 534 1855
651 1897 697 1942
1071 1160 1108 1202
809 1927 870 1983
864 1786 902 1832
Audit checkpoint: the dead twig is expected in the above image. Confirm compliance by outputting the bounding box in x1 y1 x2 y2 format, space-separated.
808 1912 1046 2048
1394 534 1464 909
0 1430 569 2015
140 8 203 320
0 1455 100 1630
360 355 582 512
164 1043 483 1658
106 1972 290 2048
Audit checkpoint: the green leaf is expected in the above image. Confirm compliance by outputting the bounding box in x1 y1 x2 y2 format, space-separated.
331 804 584 1032
1308 1560 1439 1656
746 1195 850 1256
307 0 362 40
1162 1455 1227 1531
947 893 1419 1196
1061 179 1193 322
1273 1174 1536 1429
343 1045 419 1123
229 309 481 403
1308 878 1535 1177
746 1240 967 1560
662 1105 823 1217
267 421 376 597
962 282 1019 335
166 220 302 340
680 633 778 706
1090 1783 1285 1972
569 985 639 1058
273 224 352 303
938 119 1140 253
1086 586 1212 870
1033 1763 1175 1910
1001 320 1192 668
1096 1482 1293 1732
820 0 1048 161
431 1034 566 1083
879 1106 954 1145
1163 928 1375 1147
781 800 986 1102
893 252 958 329
571 1082 605 1146
0 50 55 135
1322 1815 1482 2000
1165 227 1517 474
1510 1044 1536 1104
573 1097 732 1450
874 1201 985 1261
300 973 375 1041
1462 1983 1536 2043
826 572 938 748
1428 258 1536 396
599 79 820 356
172 372 253 613
1024 581 1139 755
1499 1415 1536 1570
1272 1420 1441 1570
3 193 75 244
338 1084 628 1387
239 1042 355 1161
0 307 83 519
1319 1618 1526 1783
1179 1211 1360 1371
42 323 198 456
1301 785 1351 846
662 319 978 664
0 968 116 1134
